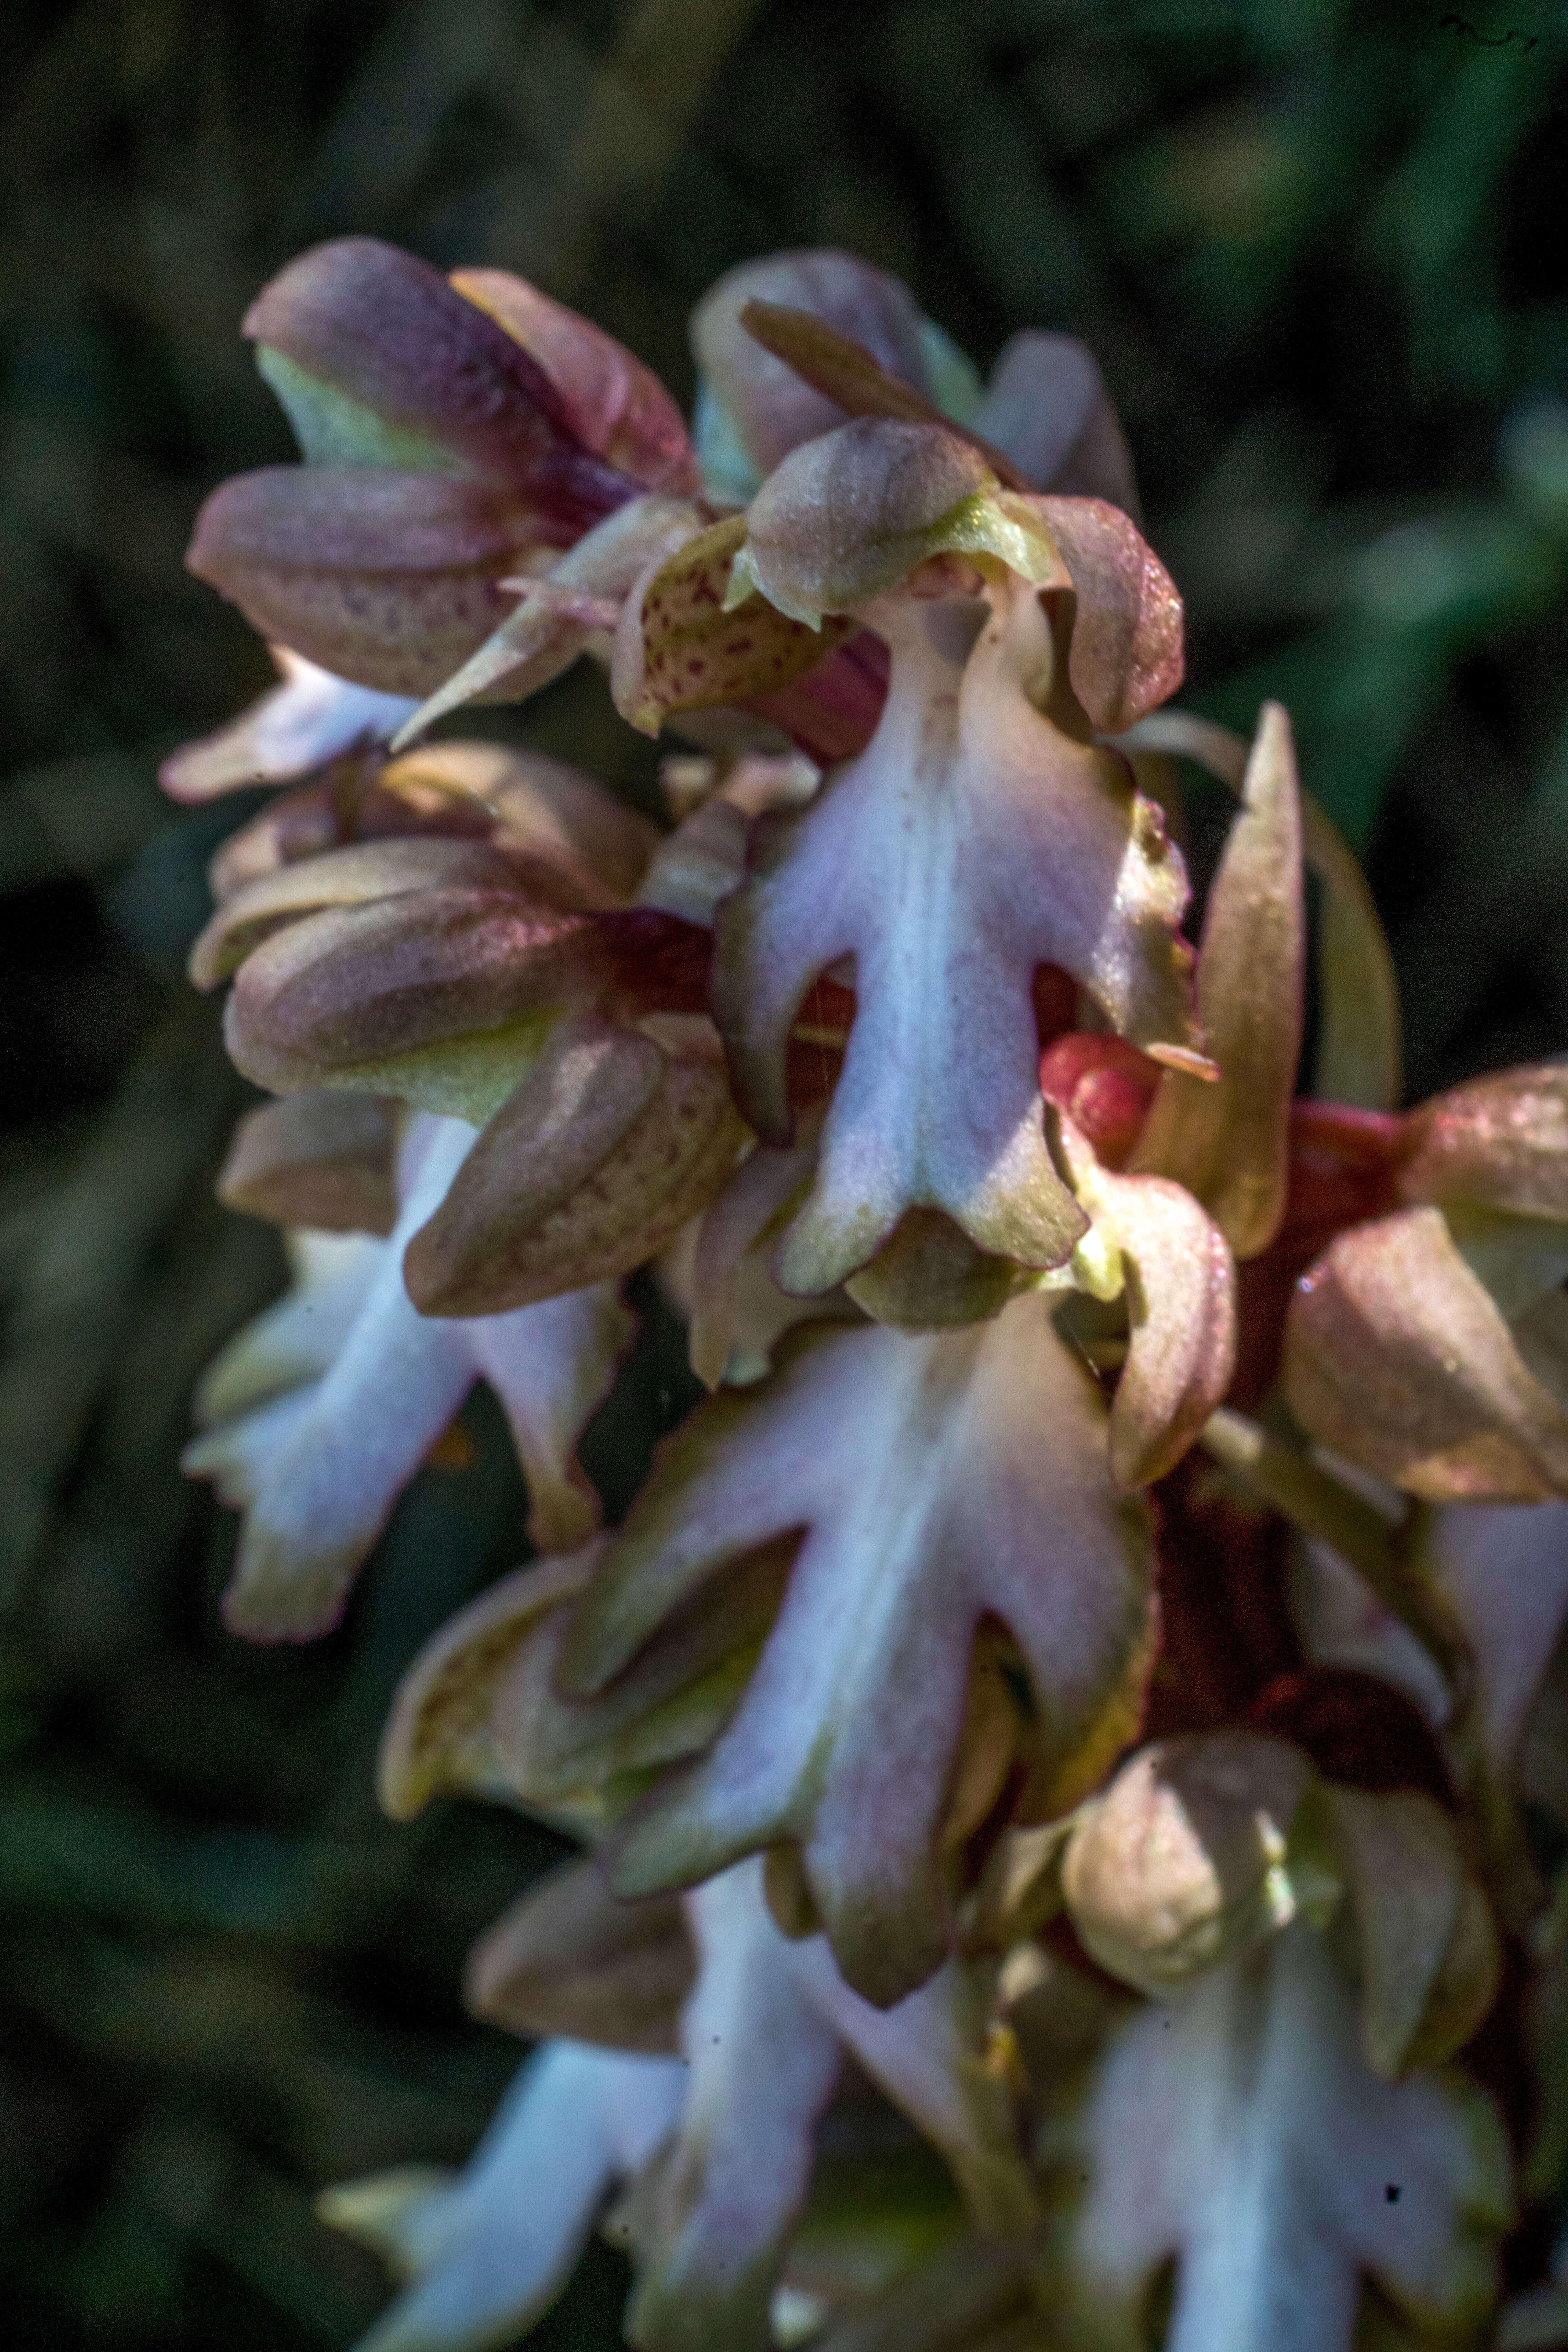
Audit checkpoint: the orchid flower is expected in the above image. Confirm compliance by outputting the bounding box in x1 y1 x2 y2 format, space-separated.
184 1114 632 1638
185 237 698 698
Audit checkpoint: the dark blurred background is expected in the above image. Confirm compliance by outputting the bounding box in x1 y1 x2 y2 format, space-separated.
2 0 1567 2344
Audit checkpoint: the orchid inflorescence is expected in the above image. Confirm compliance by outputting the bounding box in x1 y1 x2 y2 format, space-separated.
166 234 1568 2352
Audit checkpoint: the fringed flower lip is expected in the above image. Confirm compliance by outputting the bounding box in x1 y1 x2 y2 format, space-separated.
610 408 1203 1311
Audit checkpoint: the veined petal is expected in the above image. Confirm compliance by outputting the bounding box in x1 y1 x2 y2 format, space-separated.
404 1012 747 1316
734 421 1068 628
1131 702 1304 1257
463 1857 694 2056
1285 1206 1568 1500
394 493 703 745
452 267 699 494
160 645 417 802
217 1089 398 1234
244 237 633 524
1031 497 1184 733
559 1301 1155 2006
186 466 541 698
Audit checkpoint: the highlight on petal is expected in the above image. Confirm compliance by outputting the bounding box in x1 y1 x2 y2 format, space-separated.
188 1117 628 1638
1061 1920 1510 2352
451 267 700 494
320 2041 684 2352
1285 1205 1568 1500
558 1301 1156 2006
1057 1117 1237 1487
733 420 1067 628
714 568 1195 1299
186 465 543 698
611 511 857 737
628 1860 1037 2352
1397 1062 1568 1223
691 250 934 480
217 1089 398 1234
1131 701 1304 1257
403 1012 747 1317
159 645 418 802
1060 1733 1315 1997
463 1857 695 2055
243 237 632 525
972 330 1140 511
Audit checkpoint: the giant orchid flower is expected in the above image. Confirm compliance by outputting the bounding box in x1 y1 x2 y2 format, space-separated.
184 1113 631 1638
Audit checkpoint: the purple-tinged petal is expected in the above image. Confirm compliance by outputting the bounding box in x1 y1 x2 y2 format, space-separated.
1398 1062 1568 1222
1034 495 1185 733
691 251 931 476
186 466 541 698
244 237 633 524
973 330 1140 511
403 1012 746 1317
463 1858 695 2056
452 267 700 495
217 1089 398 1235
1061 1733 1314 1996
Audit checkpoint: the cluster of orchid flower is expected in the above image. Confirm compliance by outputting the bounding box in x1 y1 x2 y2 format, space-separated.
162 235 1568 2352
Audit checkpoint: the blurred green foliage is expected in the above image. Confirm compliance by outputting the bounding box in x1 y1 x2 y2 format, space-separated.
1 0 1567 2343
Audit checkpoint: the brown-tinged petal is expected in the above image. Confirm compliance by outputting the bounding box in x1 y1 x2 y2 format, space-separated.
1058 1118 1237 1486
160 645 418 802
189 833 552 988
394 494 704 744
186 466 541 698
1285 1206 1568 1500
1318 1784 1497 2078
691 250 932 477
1063 1919 1510 2352
1027 496 1183 733
715 572 1193 1297
1131 702 1303 1256
403 1013 747 1316
245 237 633 525
611 511 857 735
385 739 661 900
451 267 699 494
1111 706 1403 1112
559 1301 1156 2006
734 420 1068 627
1398 1063 1568 1222
463 1857 695 2055
974 330 1140 511
217 1089 398 1234
843 1212 1040 1331
377 1549 596 1818
1061 1733 1314 1997
223 888 604 1101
